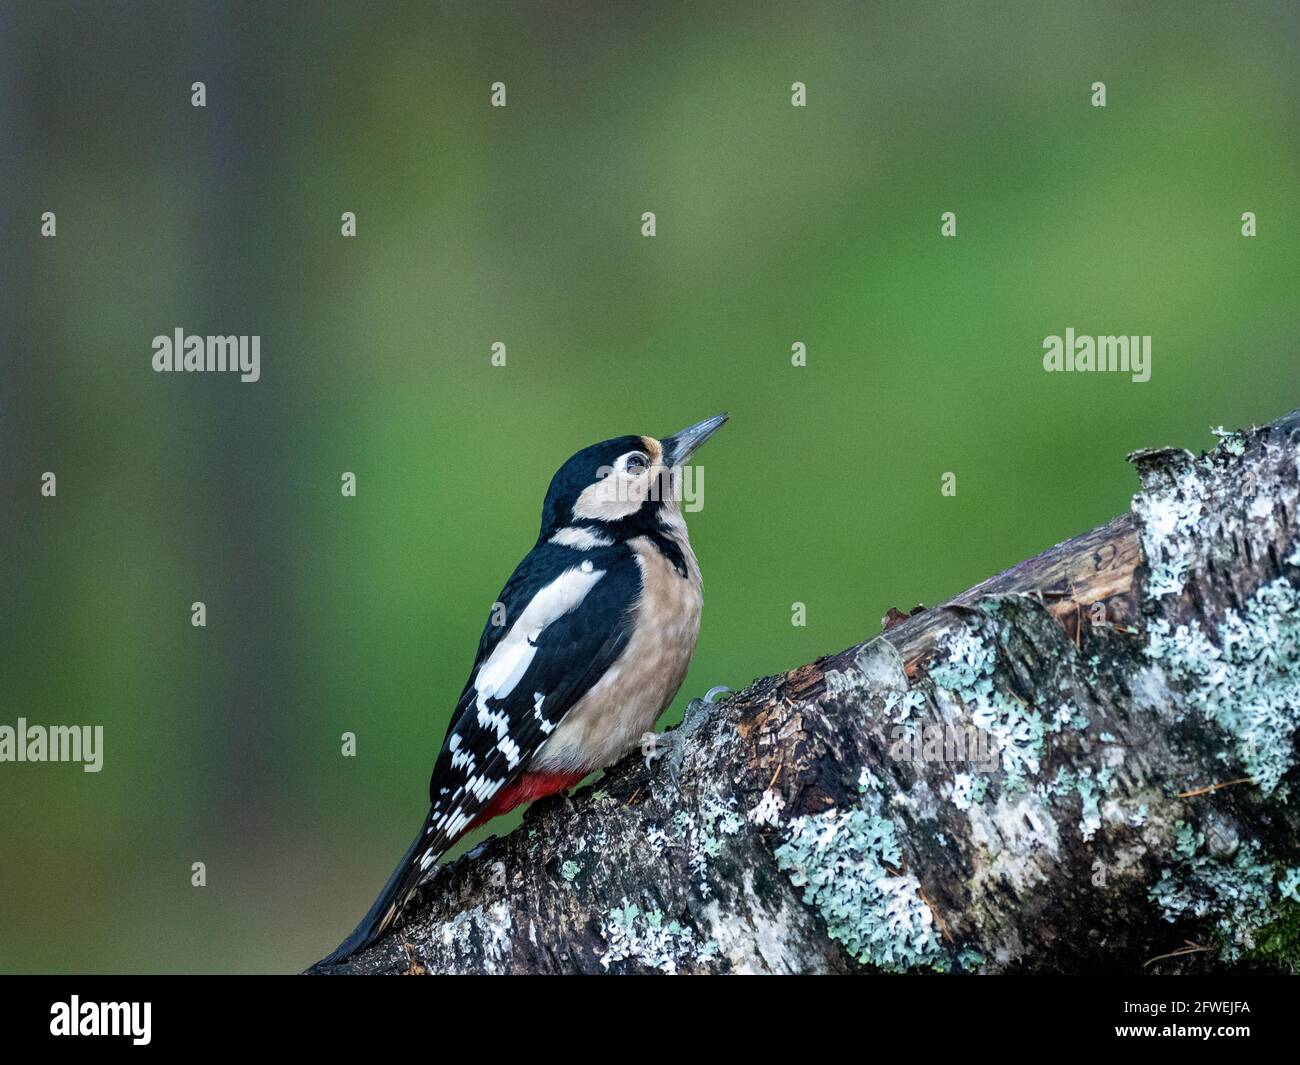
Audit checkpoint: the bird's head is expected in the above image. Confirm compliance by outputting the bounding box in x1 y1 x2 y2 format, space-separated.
539 413 728 543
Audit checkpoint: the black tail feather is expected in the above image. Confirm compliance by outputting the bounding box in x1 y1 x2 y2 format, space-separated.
314 810 439 968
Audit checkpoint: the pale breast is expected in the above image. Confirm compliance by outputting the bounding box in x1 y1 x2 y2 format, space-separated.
533 533 703 774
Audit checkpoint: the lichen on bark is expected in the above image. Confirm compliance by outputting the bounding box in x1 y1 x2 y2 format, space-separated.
310 408 1300 975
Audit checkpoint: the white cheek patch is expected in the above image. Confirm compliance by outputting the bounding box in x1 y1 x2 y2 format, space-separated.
572 473 646 522
472 565 606 724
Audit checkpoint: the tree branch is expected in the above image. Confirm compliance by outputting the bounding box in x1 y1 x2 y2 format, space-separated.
310 407 1300 974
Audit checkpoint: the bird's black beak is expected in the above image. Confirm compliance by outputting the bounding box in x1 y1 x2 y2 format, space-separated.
662 413 728 467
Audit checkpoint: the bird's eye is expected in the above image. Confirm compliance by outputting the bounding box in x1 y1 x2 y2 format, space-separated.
624 453 649 474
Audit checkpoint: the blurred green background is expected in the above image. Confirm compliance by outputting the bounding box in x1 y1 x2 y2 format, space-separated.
1 1 1296 972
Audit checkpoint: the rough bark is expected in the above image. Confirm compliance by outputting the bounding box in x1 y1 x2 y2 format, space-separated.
310 408 1300 975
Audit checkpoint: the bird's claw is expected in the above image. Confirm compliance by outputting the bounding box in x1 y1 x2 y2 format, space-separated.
641 731 669 771
640 685 732 788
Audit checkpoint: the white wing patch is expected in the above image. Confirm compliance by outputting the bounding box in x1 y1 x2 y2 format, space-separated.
467 774 504 802
441 809 473 841
533 691 556 735
497 734 522 769
432 772 505 839
472 565 606 718
448 733 476 774
426 564 608 856
477 704 511 739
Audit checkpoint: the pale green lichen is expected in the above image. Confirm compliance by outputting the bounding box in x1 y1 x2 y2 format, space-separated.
1047 703 1089 732
1279 868 1300 903
599 900 710 974
857 766 883 793
1146 559 1191 599
747 787 786 826
1173 819 1200 859
1133 461 1205 600
1149 822 1276 963
1038 764 1113 840
1210 426 1247 457
560 860 580 882
931 624 1045 792
662 790 743 898
1146 575 1300 793
1047 766 1076 799
774 807 943 972
884 689 928 750
644 826 670 855
1032 754 1115 843
951 771 988 811
1075 770 1102 841
884 689 928 724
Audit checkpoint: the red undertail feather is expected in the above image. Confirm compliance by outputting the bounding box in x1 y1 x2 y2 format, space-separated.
466 770 587 833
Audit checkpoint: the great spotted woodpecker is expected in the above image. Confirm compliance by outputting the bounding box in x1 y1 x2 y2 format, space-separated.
317 413 728 966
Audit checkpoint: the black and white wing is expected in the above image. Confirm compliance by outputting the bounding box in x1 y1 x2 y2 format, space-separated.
424 541 640 847
315 540 641 968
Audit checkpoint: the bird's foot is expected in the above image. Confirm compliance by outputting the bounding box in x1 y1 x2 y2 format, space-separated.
640 685 731 787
